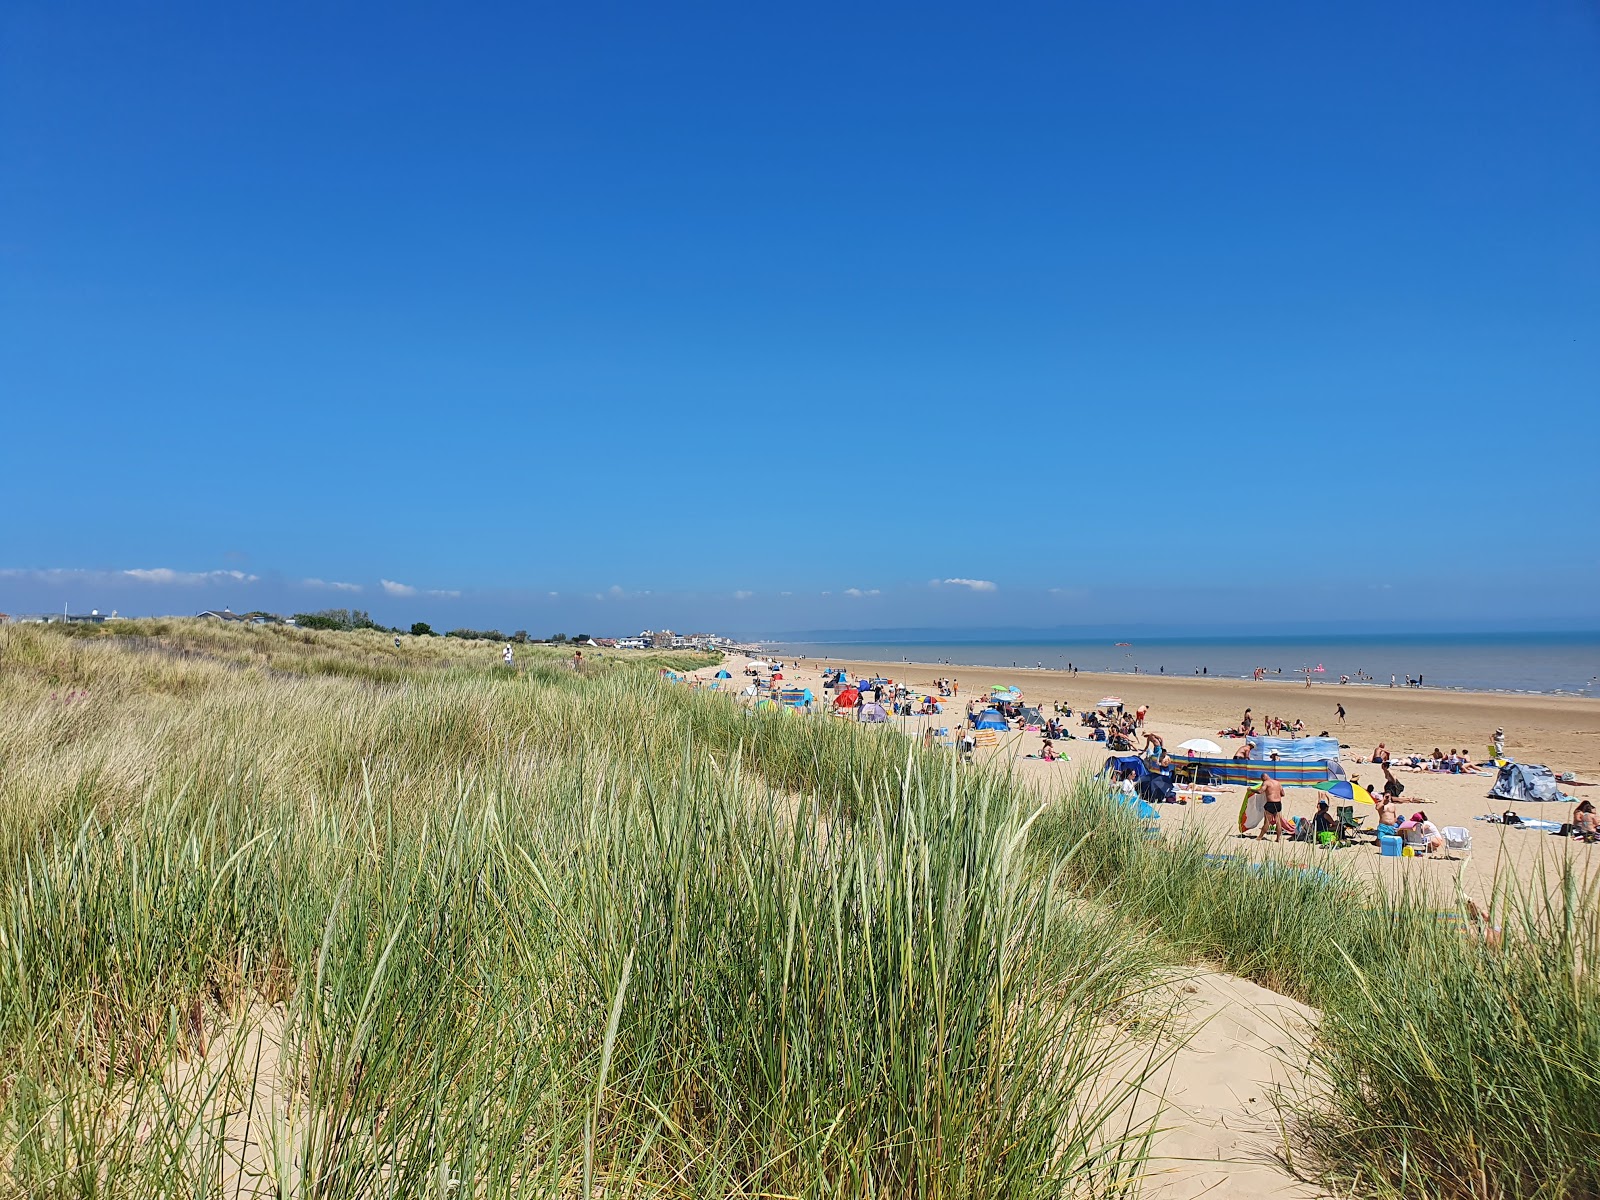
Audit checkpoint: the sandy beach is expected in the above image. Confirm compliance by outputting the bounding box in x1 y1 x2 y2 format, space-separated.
696 655 1600 907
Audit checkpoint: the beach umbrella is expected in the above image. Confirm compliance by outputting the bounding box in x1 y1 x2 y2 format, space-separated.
714 670 732 679
747 660 771 670
1176 738 1223 757
1314 779 1376 806
1097 696 1123 707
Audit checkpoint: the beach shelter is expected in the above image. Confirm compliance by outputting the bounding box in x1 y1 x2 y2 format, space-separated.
833 687 860 709
778 687 814 709
1488 762 1566 803
713 669 732 679
1019 706 1045 724
755 697 780 711
1099 754 1149 781
972 709 1009 731
859 702 889 723
1246 736 1343 766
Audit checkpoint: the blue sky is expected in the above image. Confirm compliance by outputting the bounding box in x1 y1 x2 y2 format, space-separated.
4 1 1597 635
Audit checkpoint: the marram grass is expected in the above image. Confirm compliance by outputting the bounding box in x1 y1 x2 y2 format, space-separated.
0 622 1165 1198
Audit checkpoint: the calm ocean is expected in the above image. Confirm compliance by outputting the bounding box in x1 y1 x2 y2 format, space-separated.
765 633 1600 696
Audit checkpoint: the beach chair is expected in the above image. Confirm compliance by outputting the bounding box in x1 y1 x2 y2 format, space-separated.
972 730 1000 752
1442 826 1472 856
1401 827 1431 854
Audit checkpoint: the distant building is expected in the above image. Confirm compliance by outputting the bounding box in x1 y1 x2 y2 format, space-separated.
615 637 649 650
651 629 674 649
196 609 243 622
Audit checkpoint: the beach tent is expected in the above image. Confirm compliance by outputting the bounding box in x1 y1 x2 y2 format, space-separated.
859 702 889 723
1488 762 1567 804
972 709 1009 731
1099 754 1149 781
1019 706 1045 724
834 687 860 709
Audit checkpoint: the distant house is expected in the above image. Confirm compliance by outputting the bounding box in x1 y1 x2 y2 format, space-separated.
196 609 243 622
616 637 649 650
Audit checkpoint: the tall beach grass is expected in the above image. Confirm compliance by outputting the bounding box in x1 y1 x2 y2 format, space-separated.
0 621 1168 1197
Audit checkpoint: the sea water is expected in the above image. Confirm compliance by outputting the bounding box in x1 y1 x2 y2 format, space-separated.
765 632 1600 696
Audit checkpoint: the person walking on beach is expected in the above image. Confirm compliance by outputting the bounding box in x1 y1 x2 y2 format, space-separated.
1335 703 1346 723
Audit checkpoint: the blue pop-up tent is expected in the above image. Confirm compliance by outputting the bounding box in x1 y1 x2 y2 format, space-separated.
1099 754 1149 780
973 710 1009 731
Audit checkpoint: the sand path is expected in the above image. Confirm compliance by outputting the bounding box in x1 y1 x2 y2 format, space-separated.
1138 970 1325 1199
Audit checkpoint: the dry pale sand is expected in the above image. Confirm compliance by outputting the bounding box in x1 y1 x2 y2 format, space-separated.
703 656 1600 909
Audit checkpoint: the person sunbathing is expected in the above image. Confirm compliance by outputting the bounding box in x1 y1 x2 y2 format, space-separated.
1573 800 1599 839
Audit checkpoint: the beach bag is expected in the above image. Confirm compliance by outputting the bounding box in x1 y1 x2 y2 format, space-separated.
1502 810 1521 826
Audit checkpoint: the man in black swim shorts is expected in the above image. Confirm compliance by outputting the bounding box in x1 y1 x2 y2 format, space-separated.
1256 775 1288 842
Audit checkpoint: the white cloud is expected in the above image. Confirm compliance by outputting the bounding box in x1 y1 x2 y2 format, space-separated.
124 568 258 585
942 578 997 592
0 567 89 581
843 587 881 598
304 578 362 593
608 584 626 598
380 579 417 597
547 591 559 598
427 588 461 598
733 590 754 600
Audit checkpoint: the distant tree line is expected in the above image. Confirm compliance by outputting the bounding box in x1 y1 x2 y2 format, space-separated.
291 608 384 631
292 610 581 646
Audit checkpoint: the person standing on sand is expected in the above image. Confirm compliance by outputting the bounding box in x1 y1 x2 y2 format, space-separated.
1493 728 1505 757
1336 703 1346 723
1256 776 1289 842
1135 703 1148 726
503 644 514 668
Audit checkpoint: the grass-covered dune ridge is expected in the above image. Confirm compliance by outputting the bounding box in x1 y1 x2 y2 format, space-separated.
0 622 1164 1197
